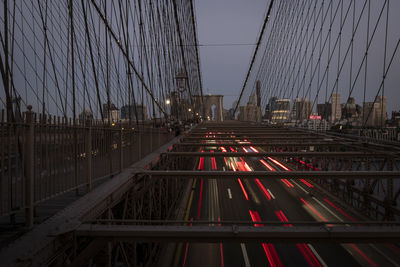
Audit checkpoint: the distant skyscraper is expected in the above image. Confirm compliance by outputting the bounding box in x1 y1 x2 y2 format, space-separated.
331 93 341 122
248 93 257 106
363 96 387 127
389 111 400 127
121 104 147 120
317 102 331 120
271 99 291 123
375 96 387 127
103 103 120 122
269 97 278 112
238 94 262 122
264 96 278 120
264 104 271 120
342 97 357 119
294 98 312 121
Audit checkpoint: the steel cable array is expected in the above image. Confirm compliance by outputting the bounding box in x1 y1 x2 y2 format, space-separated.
235 0 399 131
0 0 203 124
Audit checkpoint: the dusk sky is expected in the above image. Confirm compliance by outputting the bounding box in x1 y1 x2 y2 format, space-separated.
195 0 400 114
195 0 268 109
1 0 399 118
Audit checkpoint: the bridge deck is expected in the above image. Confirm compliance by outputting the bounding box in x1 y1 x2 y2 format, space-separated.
1 122 400 267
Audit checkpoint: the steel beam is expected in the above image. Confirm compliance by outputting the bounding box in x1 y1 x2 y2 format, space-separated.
75 224 400 243
84 219 400 226
162 152 395 158
174 142 361 147
193 126 281 129
190 131 301 134
188 133 316 136
134 170 400 179
182 136 321 140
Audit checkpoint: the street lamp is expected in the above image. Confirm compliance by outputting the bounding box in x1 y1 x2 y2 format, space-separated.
164 99 171 122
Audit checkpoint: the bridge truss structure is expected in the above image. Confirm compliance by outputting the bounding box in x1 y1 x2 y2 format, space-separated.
1 122 400 266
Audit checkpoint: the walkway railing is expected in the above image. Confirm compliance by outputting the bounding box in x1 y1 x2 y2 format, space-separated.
0 107 174 226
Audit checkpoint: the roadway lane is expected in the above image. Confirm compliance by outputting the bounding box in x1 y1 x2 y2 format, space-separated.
182 145 332 267
215 156 268 267
231 155 325 266
246 145 400 266
181 156 222 267
182 147 322 267
181 149 273 267
243 154 358 266
176 135 400 267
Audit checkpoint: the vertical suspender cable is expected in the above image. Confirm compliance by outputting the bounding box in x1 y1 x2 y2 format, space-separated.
233 0 275 117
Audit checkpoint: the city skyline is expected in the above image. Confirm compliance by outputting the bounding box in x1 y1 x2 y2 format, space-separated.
195 0 400 114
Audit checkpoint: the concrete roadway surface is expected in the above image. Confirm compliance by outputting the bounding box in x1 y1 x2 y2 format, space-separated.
173 138 400 267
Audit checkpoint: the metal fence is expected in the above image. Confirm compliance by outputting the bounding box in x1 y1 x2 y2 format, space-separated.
0 108 174 225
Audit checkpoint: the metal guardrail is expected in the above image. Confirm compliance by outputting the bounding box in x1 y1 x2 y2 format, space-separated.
162 151 397 158
0 109 174 225
75 224 400 243
296 126 400 148
132 170 400 179
0 131 184 267
83 219 400 226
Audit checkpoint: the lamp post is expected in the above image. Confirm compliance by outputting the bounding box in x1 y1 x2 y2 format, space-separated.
165 99 171 123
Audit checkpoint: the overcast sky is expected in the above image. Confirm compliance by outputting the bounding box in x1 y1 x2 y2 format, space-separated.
195 0 268 110
195 0 400 114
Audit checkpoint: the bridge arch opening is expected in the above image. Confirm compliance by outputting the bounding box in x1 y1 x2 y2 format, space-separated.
211 104 217 120
193 95 224 122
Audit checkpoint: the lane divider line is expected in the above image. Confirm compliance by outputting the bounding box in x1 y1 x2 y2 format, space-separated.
174 178 197 267
307 244 328 267
369 244 400 267
182 218 193 267
240 243 251 267
227 188 232 199
185 179 197 221
305 197 378 266
291 180 309 194
238 179 249 201
249 210 283 267
197 178 204 219
254 178 272 200
275 210 322 267
312 197 344 223
267 189 275 200
218 217 225 267
323 198 357 222
349 244 378 267
300 198 328 222
265 150 381 267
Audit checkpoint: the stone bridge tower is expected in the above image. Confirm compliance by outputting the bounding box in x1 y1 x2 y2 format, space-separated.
194 95 224 122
